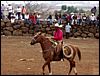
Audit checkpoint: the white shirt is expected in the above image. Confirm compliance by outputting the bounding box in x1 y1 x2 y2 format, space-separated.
15 15 18 19
25 14 29 19
11 18 15 23
71 15 74 19
83 16 86 20
1 5 5 11
90 16 96 21
65 25 71 32
37 14 41 19
16 8 21 12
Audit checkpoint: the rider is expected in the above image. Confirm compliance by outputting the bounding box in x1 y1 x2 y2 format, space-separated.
50 22 64 60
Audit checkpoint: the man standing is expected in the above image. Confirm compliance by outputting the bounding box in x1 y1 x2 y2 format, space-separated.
1 4 5 19
65 23 71 39
16 6 21 20
91 6 97 15
7 4 13 20
21 6 26 20
37 13 41 25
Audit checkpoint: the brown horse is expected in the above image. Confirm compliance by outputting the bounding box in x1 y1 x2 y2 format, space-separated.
30 32 81 75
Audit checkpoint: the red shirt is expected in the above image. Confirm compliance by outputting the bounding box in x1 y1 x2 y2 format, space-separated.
29 15 37 24
53 28 63 41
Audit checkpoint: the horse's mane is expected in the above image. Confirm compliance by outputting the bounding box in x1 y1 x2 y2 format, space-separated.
39 35 52 45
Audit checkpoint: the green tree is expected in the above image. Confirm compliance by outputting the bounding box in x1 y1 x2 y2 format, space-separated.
66 6 78 13
61 5 66 10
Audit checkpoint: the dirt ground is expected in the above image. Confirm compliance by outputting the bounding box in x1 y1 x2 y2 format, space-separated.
1 36 99 75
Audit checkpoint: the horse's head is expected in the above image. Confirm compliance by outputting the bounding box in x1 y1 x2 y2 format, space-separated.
30 32 42 45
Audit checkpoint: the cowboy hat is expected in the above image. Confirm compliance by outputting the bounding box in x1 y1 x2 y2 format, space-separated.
55 23 62 27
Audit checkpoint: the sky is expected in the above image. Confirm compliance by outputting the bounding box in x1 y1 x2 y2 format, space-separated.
1 1 99 7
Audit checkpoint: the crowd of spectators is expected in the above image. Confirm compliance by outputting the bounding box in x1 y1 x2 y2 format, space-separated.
1 4 99 28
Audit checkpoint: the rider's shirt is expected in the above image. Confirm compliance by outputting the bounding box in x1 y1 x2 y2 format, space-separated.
53 28 63 41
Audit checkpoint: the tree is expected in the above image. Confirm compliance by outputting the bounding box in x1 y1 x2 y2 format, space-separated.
25 1 52 19
66 6 78 13
78 8 85 13
61 5 66 10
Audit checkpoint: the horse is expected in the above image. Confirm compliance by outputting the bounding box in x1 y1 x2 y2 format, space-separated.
30 32 81 75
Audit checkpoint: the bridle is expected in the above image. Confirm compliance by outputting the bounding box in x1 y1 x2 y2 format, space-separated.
32 37 36 42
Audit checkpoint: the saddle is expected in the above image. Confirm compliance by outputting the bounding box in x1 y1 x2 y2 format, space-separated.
51 41 64 60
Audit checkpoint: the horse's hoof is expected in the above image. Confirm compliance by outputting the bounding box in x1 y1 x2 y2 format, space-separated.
49 72 52 75
43 73 45 75
75 73 77 75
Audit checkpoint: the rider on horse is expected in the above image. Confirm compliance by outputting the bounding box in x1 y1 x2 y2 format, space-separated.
50 22 64 60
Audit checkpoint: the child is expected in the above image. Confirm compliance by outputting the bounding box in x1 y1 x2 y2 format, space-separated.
65 23 71 39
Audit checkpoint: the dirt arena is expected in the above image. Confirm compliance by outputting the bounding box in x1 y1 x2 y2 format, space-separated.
1 36 99 75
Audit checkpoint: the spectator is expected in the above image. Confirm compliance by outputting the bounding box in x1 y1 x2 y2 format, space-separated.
1 4 5 19
7 4 13 20
96 14 99 28
29 13 37 25
21 6 26 20
29 13 34 25
82 13 87 25
67 14 71 24
33 13 37 25
47 14 53 25
77 13 82 25
65 23 71 39
62 13 66 20
71 12 74 20
16 6 21 20
11 13 15 23
73 14 77 25
36 13 41 25
58 13 62 25
90 13 96 25
55 13 58 21
91 6 97 15
24 12 32 25
86 15 90 25
71 12 74 25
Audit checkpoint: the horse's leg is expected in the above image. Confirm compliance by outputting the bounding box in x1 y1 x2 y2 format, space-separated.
68 60 72 75
68 60 77 75
48 63 52 75
42 60 50 75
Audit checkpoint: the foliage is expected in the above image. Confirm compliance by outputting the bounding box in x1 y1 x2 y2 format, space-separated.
67 6 78 13
78 8 85 13
61 5 66 10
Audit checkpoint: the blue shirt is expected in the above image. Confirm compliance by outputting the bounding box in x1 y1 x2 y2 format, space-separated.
65 25 71 33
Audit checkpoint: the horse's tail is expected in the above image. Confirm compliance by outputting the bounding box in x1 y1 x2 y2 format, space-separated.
76 47 81 61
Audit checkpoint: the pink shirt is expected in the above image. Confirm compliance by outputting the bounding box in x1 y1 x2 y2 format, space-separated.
53 28 63 41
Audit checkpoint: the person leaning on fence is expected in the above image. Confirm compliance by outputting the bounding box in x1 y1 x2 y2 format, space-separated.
11 13 15 23
24 12 32 25
65 23 71 39
90 13 96 25
36 13 41 25
82 13 87 25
